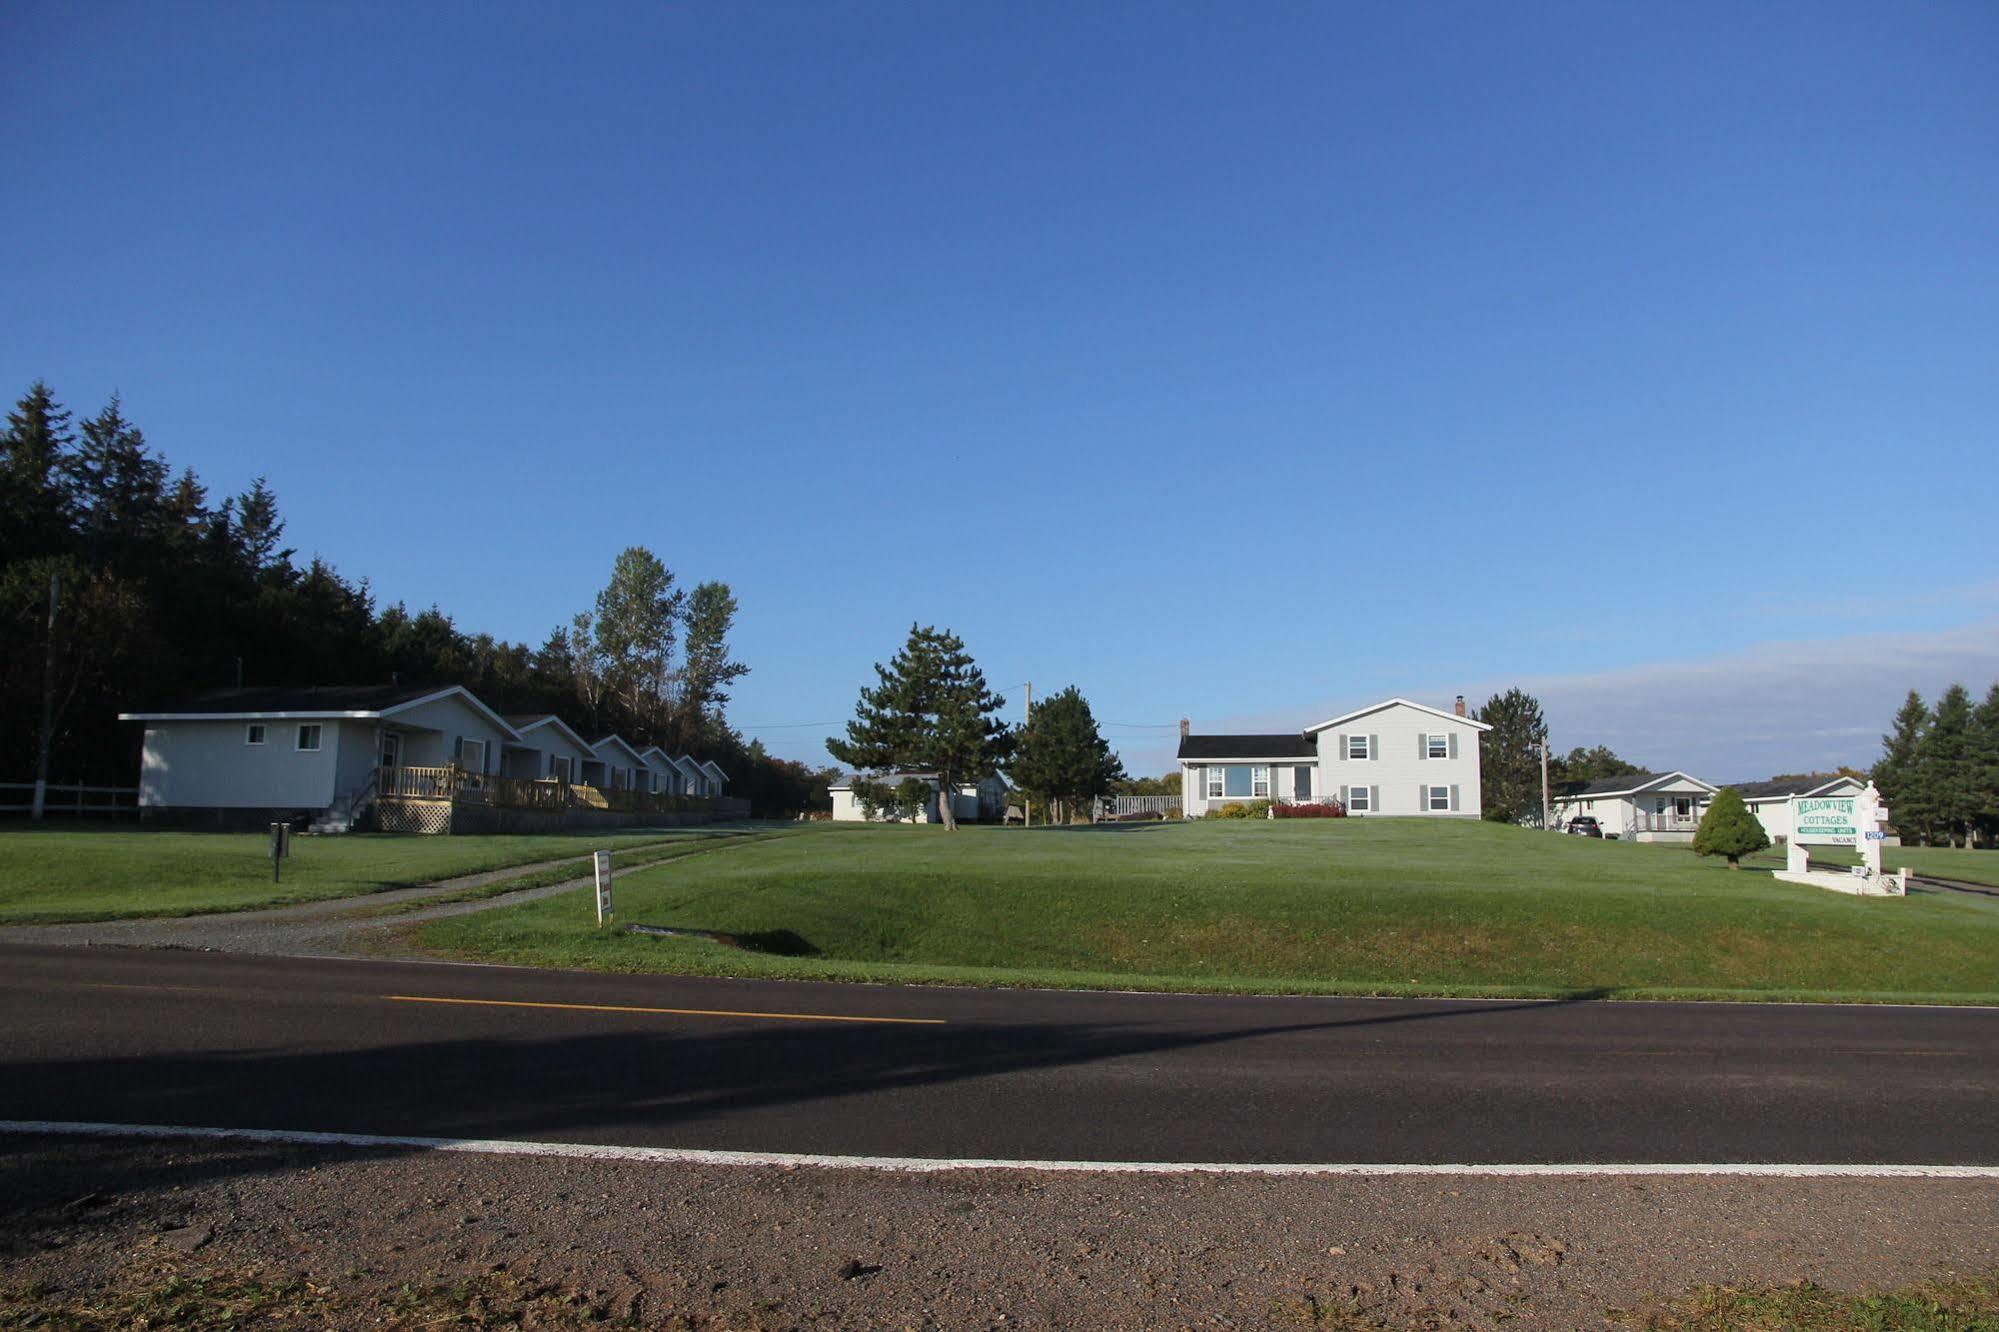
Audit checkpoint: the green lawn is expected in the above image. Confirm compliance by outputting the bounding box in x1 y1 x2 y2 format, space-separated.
1742 842 1999 887
0 825 744 925
411 819 1999 1003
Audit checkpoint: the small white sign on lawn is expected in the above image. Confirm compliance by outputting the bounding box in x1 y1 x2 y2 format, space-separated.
593 850 613 925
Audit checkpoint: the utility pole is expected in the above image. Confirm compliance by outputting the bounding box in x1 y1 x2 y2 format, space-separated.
31 571 59 822
1022 681 1032 828
1539 736 1552 832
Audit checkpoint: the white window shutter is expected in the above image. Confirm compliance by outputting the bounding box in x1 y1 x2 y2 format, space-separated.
1449 732 1459 760
1368 734 1378 760
1450 784 1460 812
1337 734 1346 761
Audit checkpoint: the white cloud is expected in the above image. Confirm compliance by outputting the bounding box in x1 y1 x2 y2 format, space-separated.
1131 621 1999 781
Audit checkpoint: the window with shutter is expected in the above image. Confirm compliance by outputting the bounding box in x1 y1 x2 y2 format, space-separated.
1368 734 1379 760
1427 733 1448 759
1449 732 1458 760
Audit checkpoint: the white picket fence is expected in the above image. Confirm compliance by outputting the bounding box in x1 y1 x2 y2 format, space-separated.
1102 794 1183 819
0 781 140 817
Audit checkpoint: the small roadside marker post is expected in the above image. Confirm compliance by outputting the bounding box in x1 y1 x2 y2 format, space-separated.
269 822 290 883
593 850 613 926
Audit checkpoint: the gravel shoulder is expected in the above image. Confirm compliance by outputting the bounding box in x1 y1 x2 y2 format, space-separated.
3 1135 1994 1330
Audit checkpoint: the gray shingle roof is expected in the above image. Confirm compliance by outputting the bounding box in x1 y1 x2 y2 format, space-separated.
1178 734 1318 760
1558 772 1666 798
137 684 446 714
1729 776 1855 801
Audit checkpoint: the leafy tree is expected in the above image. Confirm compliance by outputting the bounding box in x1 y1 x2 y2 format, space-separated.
826 624 1012 831
591 547 684 733
1548 744 1642 790
848 774 938 823
676 580 749 745
1691 787 1769 868
1011 685 1125 824
1474 688 1547 823
1114 771 1181 797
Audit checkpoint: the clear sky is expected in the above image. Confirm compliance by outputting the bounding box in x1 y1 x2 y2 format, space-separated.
6 1 1995 779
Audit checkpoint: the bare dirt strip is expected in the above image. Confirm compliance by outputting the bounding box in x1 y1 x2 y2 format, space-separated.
3 1134 1993 1330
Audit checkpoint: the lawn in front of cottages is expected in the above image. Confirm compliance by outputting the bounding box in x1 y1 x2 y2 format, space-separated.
412 818 1999 1003
0 825 740 925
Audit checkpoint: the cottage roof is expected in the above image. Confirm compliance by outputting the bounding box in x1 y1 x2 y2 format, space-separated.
1177 734 1317 760
1729 775 1861 802
121 684 521 738
1556 770 1716 799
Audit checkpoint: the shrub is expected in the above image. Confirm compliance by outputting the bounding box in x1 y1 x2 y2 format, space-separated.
1692 787 1770 867
1244 799 1273 819
1273 800 1346 818
1206 802 1257 819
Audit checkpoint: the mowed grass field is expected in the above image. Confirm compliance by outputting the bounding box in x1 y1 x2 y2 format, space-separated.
0 825 733 924
413 819 1999 1003
1743 842 1999 887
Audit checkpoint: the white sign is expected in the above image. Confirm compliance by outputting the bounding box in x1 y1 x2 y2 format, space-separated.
1792 796 1858 846
593 850 613 925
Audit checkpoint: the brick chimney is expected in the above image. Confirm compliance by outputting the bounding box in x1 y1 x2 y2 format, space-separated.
1179 718 1191 739
1454 695 1467 718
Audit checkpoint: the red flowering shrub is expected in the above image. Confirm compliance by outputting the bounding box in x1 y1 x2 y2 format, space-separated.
1272 800 1346 818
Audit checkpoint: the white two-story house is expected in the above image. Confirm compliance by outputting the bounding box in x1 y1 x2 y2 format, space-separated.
1178 696 1489 818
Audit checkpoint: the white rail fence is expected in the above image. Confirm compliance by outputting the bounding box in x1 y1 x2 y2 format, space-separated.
1101 794 1183 819
0 781 140 818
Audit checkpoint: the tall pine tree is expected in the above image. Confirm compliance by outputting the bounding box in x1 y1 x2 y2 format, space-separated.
1873 690 1930 840
1475 688 1548 823
1918 684 1977 848
1011 685 1125 824
827 624 1012 831
1971 682 1999 849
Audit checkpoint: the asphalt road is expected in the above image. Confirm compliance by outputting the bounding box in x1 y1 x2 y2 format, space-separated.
2 944 1995 1165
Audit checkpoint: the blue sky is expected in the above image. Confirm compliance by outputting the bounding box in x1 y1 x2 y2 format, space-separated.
6 1 1995 778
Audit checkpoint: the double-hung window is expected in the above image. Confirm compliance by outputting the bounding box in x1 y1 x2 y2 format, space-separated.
1346 734 1369 760
295 724 322 752
1205 768 1224 799
1347 785 1372 812
1426 734 1448 759
1428 785 1451 811
245 724 266 746
1251 766 1269 798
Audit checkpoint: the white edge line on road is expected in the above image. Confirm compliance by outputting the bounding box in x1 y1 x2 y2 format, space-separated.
5 1120 1997 1178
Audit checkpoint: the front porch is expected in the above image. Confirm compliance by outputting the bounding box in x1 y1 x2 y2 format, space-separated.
368 764 726 834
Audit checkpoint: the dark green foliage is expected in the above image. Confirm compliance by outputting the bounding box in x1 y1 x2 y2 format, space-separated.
1917 684 1979 848
1010 685 1125 821
0 381 831 816
1474 687 1547 823
848 775 938 823
1973 683 1999 847
1114 771 1181 797
826 624 1012 830
1691 787 1769 866
1874 689 1930 838
1549 744 1643 788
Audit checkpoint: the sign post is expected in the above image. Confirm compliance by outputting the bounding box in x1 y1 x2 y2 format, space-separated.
593 850 613 926
268 821 291 883
1787 782 1900 891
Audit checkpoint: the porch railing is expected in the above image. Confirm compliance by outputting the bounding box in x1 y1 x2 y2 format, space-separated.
375 766 710 816
1630 811 1703 833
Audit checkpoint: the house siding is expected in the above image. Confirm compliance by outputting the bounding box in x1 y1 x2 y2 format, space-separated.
138 719 345 810
1313 704 1482 817
1180 761 1317 815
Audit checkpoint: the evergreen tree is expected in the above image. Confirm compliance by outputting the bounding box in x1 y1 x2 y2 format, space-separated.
826 624 1012 831
1971 682 1999 849
69 395 168 566
0 381 77 562
1011 685 1126 823
227 476 291 576
1918 684 1978 848
1873 690 1930 842
1691 787 1769 868
1474 688 1547 823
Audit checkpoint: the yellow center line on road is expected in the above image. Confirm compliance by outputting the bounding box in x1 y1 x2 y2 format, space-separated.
382 994 946 1026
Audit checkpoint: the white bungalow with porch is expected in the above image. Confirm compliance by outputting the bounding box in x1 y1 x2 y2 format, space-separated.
583 735 648 792
1732 775 1868 842
1552 771 1717 841
120 684 521 830
503 714 596 784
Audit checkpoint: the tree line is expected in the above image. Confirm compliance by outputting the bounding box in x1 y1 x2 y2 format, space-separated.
0 381 837 815
1873 683 1999 848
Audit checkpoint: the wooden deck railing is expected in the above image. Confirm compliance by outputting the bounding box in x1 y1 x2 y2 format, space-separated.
375 766 710 816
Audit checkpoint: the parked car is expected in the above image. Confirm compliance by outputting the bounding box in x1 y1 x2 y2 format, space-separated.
1565 815 1603 838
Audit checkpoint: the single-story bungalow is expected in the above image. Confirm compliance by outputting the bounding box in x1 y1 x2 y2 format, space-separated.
503 714 595 783
1551 772 1717 841
699 759 730 795
119 684 521 829
1177 697 1489 818
829 772 1008 823
584 735 649 792
1730 775 1868 842
638 746 682 795
668 753 710 796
